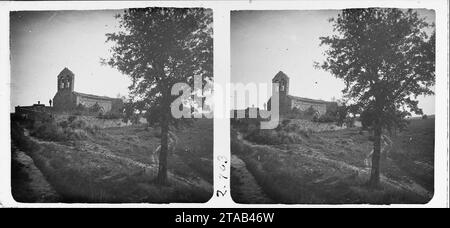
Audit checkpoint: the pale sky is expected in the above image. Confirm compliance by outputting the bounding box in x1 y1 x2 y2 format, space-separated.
10 9 435 115
231 10 436 115
10 10 130 112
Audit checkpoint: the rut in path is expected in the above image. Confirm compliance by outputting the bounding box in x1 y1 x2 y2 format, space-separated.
24 129 213 194
236 132 433 200
12 145 61 202
231 155 273 204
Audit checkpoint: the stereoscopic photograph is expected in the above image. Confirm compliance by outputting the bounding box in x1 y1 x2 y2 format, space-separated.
10 8 214 203
230 9 435 204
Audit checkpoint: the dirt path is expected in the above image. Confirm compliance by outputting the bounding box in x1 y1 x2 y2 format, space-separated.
24 129 212 194
231 155 273 204
12 146 60 202
236 132 432 200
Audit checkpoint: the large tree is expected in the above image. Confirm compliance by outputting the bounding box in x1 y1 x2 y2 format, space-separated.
104 8 213 184
316 8 435 186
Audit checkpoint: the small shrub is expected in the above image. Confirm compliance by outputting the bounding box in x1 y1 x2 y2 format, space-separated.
305 106 318 117
245 129 304 145
281 119 291 126
58 120 69 129
312 110 338 123
68 115 77 123
345 118 355 128
89 103 103 113
31 121 67 141
69 119 87 129
11 121 34 152
316 114 336 123
99 112 122 119
76 103 86 111
29 116 95 141
64 128 89 140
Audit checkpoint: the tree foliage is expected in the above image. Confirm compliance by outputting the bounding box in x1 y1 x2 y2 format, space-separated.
103 7 213 184
316 8 435 186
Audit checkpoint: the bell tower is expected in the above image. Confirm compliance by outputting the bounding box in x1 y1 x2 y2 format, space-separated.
272 71 289 97
271 71 290 115
57 67 75 92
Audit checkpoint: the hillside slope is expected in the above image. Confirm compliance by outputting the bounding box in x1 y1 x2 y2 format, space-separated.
11 117 213 203
231 118 434 204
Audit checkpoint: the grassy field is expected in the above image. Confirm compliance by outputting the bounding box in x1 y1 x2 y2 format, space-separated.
11 117 213 203
231 118 434 204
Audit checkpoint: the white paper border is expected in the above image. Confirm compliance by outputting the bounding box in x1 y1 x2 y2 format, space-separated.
0 0 448 208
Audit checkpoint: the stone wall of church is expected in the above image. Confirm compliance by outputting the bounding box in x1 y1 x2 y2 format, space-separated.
76 96 112 113
53 91 76 111
54 114 131 128
291 99 327 115
287 119 347 132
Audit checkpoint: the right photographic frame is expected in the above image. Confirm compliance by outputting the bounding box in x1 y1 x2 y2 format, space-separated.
230 9 436 204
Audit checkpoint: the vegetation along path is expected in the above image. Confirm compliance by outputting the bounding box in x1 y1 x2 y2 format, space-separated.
23 128 213 195
235 131 432 200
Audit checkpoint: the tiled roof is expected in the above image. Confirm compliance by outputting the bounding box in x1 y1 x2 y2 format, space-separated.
73 91 120 101
287 95 328 104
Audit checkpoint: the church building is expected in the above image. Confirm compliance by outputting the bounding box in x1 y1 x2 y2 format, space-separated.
268 71 337 116
52 68 123 114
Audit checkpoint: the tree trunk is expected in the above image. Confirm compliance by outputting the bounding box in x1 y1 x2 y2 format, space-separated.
157 111 169 185
369 123 382 187
156 86 170 185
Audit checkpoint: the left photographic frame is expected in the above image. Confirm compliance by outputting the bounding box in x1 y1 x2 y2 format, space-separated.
9 7 214 203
